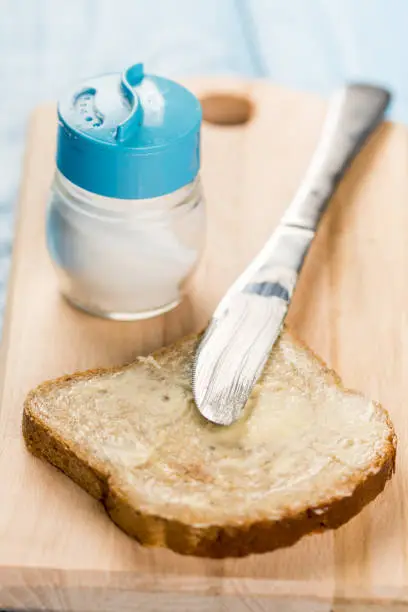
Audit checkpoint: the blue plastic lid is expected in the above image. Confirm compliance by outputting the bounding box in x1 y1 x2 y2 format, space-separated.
56 63 202 199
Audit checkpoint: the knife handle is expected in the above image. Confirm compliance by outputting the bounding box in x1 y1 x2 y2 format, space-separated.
282 83 391 231
215 84 391 316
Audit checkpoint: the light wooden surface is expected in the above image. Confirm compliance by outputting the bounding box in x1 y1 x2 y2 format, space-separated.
0 77 407 611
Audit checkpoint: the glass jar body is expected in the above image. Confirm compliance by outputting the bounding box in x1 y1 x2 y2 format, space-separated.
46 171 205 320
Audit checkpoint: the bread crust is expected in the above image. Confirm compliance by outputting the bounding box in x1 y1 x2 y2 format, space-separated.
22 331 397 558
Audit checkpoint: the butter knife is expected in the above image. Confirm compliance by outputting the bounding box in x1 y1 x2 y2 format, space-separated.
192 83 391 426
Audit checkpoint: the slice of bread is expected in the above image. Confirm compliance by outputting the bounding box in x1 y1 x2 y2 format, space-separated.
23 329 396 558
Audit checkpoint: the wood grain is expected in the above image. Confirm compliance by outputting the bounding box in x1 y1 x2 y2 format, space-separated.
0 77 406 611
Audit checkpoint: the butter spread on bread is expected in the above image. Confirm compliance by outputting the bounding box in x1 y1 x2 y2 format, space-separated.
23 329 396 558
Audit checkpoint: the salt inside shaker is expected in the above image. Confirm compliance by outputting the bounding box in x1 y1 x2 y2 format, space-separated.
47 63 205 320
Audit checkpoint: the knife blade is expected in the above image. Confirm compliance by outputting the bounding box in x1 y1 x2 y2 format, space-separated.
192 83 391 426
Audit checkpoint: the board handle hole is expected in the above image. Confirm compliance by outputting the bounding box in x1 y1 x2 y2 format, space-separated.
200 93 253 126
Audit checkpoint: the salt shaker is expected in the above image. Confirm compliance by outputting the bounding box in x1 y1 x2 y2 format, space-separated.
46 63 205 320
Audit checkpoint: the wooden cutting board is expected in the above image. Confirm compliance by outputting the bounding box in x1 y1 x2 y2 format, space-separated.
0 77 407 612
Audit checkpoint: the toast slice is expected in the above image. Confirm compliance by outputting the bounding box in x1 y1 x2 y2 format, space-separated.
23 329 396 558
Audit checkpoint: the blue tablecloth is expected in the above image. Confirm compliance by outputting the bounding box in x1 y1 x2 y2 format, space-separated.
0 0 405 327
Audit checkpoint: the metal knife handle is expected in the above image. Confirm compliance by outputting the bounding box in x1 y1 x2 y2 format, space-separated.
214 84 390 317
282 83 390 232
249 84 390 278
